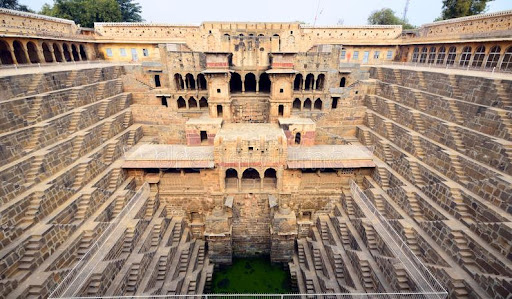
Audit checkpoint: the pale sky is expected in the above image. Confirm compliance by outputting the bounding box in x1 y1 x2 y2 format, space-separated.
23 0 512 27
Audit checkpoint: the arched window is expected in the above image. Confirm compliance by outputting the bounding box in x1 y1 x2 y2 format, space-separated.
292 98 301 110
13 40 28 64
223 33 230 40
259 73 271 92
295 132 301 145
188 97 198 108
0 40 14 65
459 46 472 66
501 46 512 70
225 168 238 190
41 43 53 63
340 77 346 87
314 98 322 110
411 47 419 62
241 168 260 189
177 96 186 109
26 42 40 63
53 43 63 62
419 47 428 63
293 74 303 90
263 168 277 188
446 46 457 65
185 73 196 89
486 46 501 68
244 73 256 92
472 45 485 67
230 73 242 93
71 44 80 61
79 44 87 60
174 74 184 90
305 74 314 90
316 74 325 90
199 97 208 109
197 74 207 90
436 46 446 64
428 47 436 64
304 98 312 110
62 43 71 61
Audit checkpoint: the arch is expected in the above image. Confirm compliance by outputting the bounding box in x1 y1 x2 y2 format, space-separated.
446 46 457 65
185 73 196 89
62 43 71 61
304 98 312 110
293 98 301 110
472 45 485 67
459 46 472 66
197 73 207 90
174 74 184 90
305 74 314 90
314 98 322 110
486 45 501 68
316 74 325 90
225 168 238 190
71 44 80 61
340 77 346 87
259 73 271 92
188 97 198 108
230 72 242 93
241 168 260 189
295 132 301 145
79 44 87 60
428 47 436 64
26 42 40 63
199 97 208 109
53 43 63 62
263 168 277 188
501 46 512 70
411 47 419 62
41 42 53 62
0 40 14 64
436 46 446 64
244 73 256 92
419 47 428 63
13 40 28 64
177 96 186 109
293 74 303 90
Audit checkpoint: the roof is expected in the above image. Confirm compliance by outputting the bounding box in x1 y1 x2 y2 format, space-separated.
123 144 214 168
287 145 375 169
278 117 315 126
216 123 286 141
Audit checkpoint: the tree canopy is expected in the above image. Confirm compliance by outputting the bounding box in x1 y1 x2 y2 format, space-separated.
367 8 415 29
0 0 33 12
439 0 494 20
39 0 142 27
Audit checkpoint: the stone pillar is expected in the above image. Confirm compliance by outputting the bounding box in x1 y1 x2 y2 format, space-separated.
204 206 233 265
256 79 259 93
270 204 297 263
8 42 17 65
242 78 245 93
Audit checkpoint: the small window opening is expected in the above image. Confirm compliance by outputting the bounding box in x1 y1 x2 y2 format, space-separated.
161 96 168 107
200 131 208 143
154 75 161 87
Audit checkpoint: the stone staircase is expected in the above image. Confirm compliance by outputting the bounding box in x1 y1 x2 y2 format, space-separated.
26 96 43 123
19 236 41 271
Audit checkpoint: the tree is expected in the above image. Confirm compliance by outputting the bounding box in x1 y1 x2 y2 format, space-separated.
0 0 34 12
440 0 494 20
116 0 143 22
39 0 122 27
367 8 415 29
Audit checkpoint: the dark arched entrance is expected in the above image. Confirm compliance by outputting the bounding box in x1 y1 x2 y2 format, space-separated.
244 73 256 92
53 43 63 62
0 40 14 64
241 168 260 189
263 168 277 188
230 73 242 93
259 73 271 92
79 44 87 60
71 44 80 61
13 40 28 64
42 42 53 62
225 168 238 190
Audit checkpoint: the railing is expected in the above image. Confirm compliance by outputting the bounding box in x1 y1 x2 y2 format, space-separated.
349 180 447 299
366 60 512 74
54 293 448 298
49 182 150 298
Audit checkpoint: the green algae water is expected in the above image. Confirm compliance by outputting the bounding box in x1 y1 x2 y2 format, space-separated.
211 257 291 294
